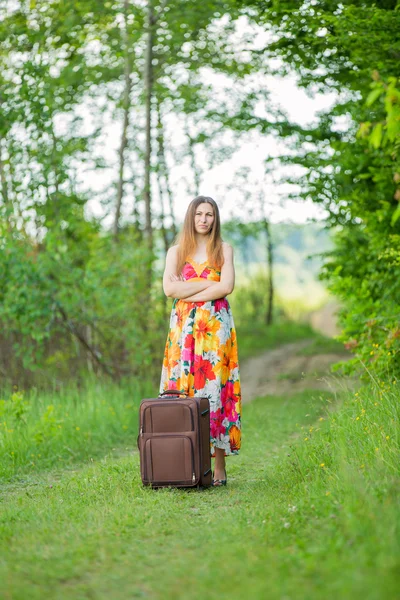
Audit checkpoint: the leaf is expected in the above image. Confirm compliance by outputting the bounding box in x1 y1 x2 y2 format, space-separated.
369 123 383 149
365 87 382 107
356 121 371 139
391 204 400 227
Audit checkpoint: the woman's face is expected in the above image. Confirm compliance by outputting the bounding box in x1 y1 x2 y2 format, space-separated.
194 203 215 235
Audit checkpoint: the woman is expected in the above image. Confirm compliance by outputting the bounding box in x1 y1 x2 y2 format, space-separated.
159 195 242 487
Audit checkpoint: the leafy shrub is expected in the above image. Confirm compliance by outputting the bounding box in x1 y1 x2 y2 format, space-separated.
321 77 400 380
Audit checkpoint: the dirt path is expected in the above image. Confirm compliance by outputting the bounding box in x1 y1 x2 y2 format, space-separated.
240 339 352 402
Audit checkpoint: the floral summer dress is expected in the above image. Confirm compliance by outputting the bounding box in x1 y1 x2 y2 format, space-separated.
159 255 242 457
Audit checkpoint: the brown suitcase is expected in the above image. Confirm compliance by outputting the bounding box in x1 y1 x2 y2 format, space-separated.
137 390 212 488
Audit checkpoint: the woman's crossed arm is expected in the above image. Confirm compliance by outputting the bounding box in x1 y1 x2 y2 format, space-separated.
180 244 235 303
162 246 215 299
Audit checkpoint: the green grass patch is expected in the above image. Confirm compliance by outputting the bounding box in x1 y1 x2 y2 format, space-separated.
276 371 304 381
1 380 398 599
295 333 346 357
237 320 317 360
0 377 154 483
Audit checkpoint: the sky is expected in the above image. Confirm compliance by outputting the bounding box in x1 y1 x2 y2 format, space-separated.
2 4 341 226
165 70 336 225
82 71 335 227
71 14 340 227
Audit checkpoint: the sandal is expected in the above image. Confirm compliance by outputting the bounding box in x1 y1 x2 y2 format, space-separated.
212 469 227 487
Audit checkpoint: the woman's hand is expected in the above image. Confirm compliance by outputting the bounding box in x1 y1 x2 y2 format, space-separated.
165 272 215 299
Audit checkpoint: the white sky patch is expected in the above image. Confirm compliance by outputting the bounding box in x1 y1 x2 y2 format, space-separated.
79 64 335 227
2 6 340 228
81 12 339 227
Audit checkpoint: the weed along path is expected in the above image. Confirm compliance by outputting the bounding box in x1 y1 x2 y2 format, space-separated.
0 342 393 599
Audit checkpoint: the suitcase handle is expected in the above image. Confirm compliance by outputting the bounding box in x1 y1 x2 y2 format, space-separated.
158 389 188 397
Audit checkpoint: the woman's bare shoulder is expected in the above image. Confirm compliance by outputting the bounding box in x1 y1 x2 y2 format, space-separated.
167 244 179 255
222 242 233 255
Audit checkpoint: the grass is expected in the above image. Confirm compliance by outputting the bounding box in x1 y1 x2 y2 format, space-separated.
0 377 153 482
0 321 398 598
295 333 346 357
1 380 399 599
236 320 317 360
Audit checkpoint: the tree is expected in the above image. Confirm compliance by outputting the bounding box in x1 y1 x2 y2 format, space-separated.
236 0 400 376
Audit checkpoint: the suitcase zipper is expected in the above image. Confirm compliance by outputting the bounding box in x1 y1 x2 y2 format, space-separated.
142 402 194 433
143 434 197 485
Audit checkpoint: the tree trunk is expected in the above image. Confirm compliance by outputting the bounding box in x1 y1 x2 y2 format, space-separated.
143 0 155 251
184 119 201 194
264 218 274 325
157 103 178 244
0 137 13 235
0 138 9 207
131 172 144 240
156 173 169 256
114 0 132 239
154 165 169 319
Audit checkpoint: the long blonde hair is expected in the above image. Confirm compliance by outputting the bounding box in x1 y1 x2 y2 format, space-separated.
173 196 225 275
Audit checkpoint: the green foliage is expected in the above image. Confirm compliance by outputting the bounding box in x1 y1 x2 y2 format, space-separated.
239 1 400 379
321 77 400 379
0 216 165 383
229 269 272 326
0 390 31 424
1 0 397 387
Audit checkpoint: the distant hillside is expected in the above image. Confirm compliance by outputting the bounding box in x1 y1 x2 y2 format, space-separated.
155 221 333 310
225 222 333 308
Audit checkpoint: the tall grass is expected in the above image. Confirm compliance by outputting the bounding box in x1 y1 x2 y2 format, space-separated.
0 377 154 482
270 375 400 596
294 376 399 492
